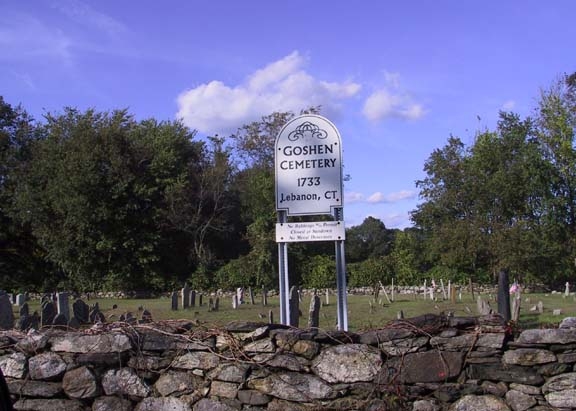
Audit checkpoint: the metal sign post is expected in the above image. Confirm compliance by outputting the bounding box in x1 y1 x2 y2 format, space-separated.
277 210 290 325
334 207 348 331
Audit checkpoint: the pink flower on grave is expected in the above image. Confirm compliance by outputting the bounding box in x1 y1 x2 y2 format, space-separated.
509 283 519 294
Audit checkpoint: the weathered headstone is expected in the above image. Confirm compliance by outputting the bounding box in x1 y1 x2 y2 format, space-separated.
0 291 14 330
52 313 68 327
72 299 90 324
181 285 190 309
214 297 220 311
198 293 203 307
171 291 178 311
289 286 299 327
565 282 570 297
208 297 214 312
262 287 268 306
41 300 56 327
141 309 152 323
268 309 274 324
56 292 70 321
236 287 244 305
19 302 29 318
248 287 255 305
89 302 104 323
308 293 321 328
232 295 238 310
325 289 330 306
537 301 544 314
397 310 404 320
67 316 80 330
15 293 26 306
497 270 511 322
477 296 493 316
189 290 196 308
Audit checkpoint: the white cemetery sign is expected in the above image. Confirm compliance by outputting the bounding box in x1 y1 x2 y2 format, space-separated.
275 115 343 216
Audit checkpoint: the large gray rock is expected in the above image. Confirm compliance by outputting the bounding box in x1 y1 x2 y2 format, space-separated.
209 381 238 399
542 372 576 408
102 367 150 398
135 397 190 411
311 344 382 383
503 348 556 366
237 389 271 406
62 366 100 399
431 333 505 351
251 353 309 372
13 399 87 411
92 396 133 411
449 394 511 411
208 363 249 383
193 398 237 411
0 352 27 378
387 351 464 383
28 352 67 380
173 351 220 370
505 389 537 411
467 364 544 385
154 370 202 397
15 332 49 354
379 336 429 356
50 332 131 353
516 329 576 344
248 371 335 401
7 380 62 397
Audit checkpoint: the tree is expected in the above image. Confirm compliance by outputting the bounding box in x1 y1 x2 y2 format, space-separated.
345 217 395 263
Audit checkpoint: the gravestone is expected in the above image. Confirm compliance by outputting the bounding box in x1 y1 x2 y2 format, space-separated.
171 291 178 311
497 270 511 322
248 287 255 305
325 289 330 306
289 286 300 327
189 290 196 308
208 297 214 312
67 316 80 330
198 293 203 307
182 286 190 309
52 313 67 327
41 300 56 327
214 297 220 311
262 287 268 306
565 282 570 297
0 291 14 330
73 299 90 324
89 302 105 323
308 293 321 328
268 310 274 324
19 302 29 318
56 292 70 321
537 301 544 314
232 295 238 309
236 288 244 305
15 293 26 306
141 309 152 323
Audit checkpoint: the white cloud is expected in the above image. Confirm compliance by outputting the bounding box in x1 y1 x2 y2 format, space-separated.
366 190 416 204
502 100 516 111
345 191 364 203
176 51 361 135
362 73 425 121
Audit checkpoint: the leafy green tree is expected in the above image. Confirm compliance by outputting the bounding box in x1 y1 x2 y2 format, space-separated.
345 216 395 263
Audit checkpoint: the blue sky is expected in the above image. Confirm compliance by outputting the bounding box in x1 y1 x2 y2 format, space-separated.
1 1 575 229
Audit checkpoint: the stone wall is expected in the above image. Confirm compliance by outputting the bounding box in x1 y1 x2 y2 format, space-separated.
1 314 575 411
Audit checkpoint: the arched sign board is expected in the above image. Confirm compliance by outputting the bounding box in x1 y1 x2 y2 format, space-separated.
275 115 343 216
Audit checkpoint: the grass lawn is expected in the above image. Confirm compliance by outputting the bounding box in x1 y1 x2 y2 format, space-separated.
16 289 576 332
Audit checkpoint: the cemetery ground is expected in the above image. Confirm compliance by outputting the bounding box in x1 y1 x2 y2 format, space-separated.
14 290 576 332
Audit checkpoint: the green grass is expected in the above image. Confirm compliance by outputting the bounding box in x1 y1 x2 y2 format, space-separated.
16 291 576 332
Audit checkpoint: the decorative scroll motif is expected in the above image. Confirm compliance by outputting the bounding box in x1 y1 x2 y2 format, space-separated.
288 121 328 142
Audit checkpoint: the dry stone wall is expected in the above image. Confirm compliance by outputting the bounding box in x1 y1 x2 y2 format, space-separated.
1 314 576 410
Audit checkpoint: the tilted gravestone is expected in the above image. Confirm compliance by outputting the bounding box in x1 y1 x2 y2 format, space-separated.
171 291 178 311
289 286 300 327
308 293 321 328
73 299 90 324
0 291 14 330
41 300 56 327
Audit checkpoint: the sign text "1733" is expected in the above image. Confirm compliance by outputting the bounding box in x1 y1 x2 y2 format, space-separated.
297 177 320 187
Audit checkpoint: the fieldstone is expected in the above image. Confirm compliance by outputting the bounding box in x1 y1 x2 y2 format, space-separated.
210 381 238 399
505 389 537 411
467 364 544 385
559 317 576 329
173 351 220 370
102 367 150 398
50 332 131 353
311 344 382 383
413 399 442 411
7 380 63 397
248 371 335 401
481 381 508 397
387 351 464 383
62 366 100 398
449 394 511 411
503 349 556 365
0 352 27 378
154 371 202 397
13 399 87 411
244 338 275 353
431 333 505 351
135 397 190 411
251 353 309 372
274 334 320 359
538 362 571 376
379 336 429 356
542 372 576 408
137 328 213 351
15 331 49 354
128 355 173 370
193 398 237 411
517 329 576 345
29 352 67 380
359 328 415 345
237 389 271 406
208 363 249 383
92 396 133 411
77 352 128 367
